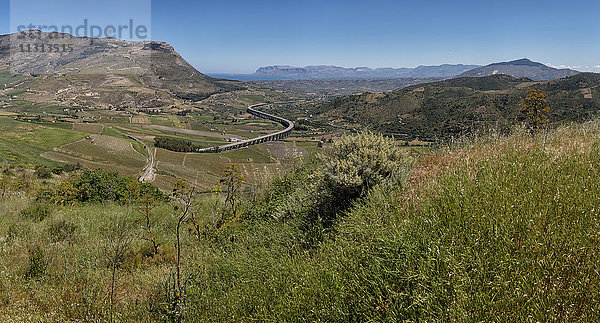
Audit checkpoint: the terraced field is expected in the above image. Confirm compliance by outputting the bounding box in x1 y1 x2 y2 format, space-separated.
151 144 283 190
0 118 88 165
59 135 147 168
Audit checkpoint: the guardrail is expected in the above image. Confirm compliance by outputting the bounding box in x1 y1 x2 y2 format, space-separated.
198 103 294 153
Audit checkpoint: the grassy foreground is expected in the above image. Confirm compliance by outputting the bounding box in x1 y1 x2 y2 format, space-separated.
183 122 600 321
1 120 600 321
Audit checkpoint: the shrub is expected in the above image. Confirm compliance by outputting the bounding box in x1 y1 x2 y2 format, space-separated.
273 131 413 244
51 163 81 175
25 245 47 279
34 166 52 179
20 203 52 221
319 131 413 201
51 169 163 205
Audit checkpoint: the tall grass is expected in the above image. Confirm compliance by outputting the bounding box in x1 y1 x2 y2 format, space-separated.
183 121 600 321
2 121 600 320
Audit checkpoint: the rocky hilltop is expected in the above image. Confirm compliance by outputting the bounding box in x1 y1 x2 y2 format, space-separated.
0 30 239 108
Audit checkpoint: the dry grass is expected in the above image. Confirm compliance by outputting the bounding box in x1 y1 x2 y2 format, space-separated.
59 135 147 169
72 123 104 134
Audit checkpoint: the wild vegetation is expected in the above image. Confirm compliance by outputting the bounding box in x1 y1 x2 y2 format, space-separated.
317 73 600 141
154 136 201 153
2 116 600 320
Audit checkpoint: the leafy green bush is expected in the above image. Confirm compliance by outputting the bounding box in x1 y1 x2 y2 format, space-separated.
47 169 163 205
25 245 47 279
51 163 81 175
271 131 413 246
34 166 52 179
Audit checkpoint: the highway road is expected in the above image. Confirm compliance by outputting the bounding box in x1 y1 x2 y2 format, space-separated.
110 103 291 182
197 103 294 152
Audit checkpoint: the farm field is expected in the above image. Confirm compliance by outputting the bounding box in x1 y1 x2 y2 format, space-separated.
0 92 321 191
0 118 88 166
72 123 104 134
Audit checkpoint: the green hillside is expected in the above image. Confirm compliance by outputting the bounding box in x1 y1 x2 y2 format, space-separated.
317 73 600 140
1 122 600 320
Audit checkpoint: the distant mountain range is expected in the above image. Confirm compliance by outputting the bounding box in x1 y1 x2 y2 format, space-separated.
459 58 579 81
212 59 580 81
210 64 481 81
0 30 239 108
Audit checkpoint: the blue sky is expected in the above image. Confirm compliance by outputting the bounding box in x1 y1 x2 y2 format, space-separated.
1 0 599 73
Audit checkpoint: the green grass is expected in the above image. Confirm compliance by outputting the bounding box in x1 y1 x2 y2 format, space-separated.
101 126 128 139
221 145 274 163
3 120 600 321
0 201 174 321
0 118 88 166
238 94 269 105
150 117 175 127
181 122 600 321
61 136 147 169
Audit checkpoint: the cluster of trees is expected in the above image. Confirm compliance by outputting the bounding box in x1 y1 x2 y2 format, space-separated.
34 163 81 179
154 136 200 152
38 169 163 205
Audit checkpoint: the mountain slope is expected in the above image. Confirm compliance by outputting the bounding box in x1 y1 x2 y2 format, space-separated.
0 31 240 108
460 58 579 81
316 73 600 140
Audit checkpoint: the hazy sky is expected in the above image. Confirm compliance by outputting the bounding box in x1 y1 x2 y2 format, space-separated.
2 0 599 73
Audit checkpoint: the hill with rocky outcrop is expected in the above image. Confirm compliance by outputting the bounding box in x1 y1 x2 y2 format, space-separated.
0 30 240 108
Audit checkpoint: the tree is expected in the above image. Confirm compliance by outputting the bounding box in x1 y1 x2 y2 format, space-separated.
520 88 550 132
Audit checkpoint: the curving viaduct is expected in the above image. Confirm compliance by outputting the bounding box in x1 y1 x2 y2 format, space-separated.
198 103 294 153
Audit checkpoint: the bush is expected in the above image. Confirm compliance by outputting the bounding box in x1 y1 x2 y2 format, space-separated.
319 131 413 202
272 131 413 246
34 166 52 179
20 203 52 221
51 169 163 205
25 245 47 279
51 163 81 175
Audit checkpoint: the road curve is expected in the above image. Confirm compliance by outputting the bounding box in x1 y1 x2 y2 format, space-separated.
198 103 294 153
